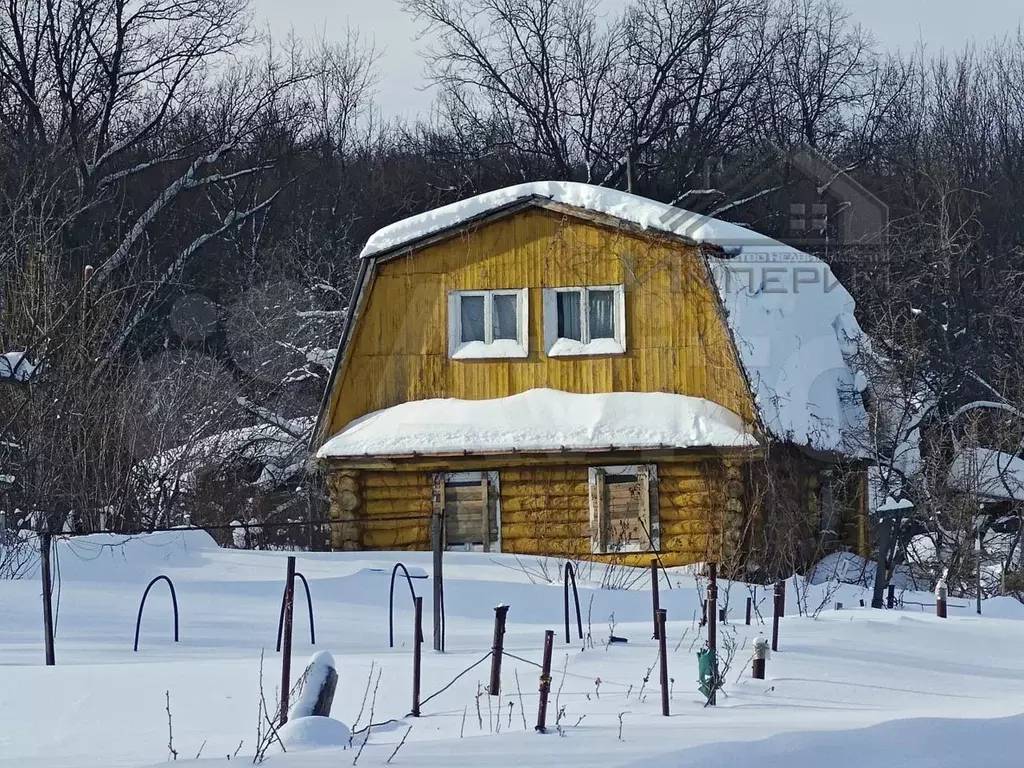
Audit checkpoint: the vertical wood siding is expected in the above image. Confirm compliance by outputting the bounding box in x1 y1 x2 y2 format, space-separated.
326 209 756 437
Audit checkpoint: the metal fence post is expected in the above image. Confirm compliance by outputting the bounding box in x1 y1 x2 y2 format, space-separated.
707 563 718 706
771 580 784 653
563 562 582 643
651 559 661 639
279 556 296 725
656 608 669 716
40 530 55 666
431 496 445 652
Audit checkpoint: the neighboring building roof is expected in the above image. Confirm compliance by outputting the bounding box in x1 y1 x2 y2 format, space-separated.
316 388 757 458
787 146 889 247
948 447 1024 502
320 181 869 458
876 496 914 513
143 417 314 493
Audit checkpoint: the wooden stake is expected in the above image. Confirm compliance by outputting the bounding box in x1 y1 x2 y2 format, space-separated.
656 609 669 716
535 630 554 732
489 605 509 696
412 597 423 717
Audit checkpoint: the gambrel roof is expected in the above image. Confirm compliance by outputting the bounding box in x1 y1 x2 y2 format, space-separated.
315 182 869 459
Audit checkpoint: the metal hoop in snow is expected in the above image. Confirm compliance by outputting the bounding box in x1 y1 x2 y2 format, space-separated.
277 571 315 651
389 563 419 648
134 575 180 652
564 562 583 643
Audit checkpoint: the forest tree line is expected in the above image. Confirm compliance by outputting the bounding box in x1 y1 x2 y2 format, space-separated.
3 0 1024 594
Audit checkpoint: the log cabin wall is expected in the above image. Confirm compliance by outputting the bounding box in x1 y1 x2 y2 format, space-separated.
327 453 742 568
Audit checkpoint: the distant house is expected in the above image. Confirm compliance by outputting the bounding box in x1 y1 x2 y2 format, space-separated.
312 182 871 571
783 146 889 249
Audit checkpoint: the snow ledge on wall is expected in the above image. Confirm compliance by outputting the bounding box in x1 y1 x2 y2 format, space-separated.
317 388 758 458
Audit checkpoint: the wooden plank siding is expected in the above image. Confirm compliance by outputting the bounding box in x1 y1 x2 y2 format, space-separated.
324 209 757 440
345 457 731 567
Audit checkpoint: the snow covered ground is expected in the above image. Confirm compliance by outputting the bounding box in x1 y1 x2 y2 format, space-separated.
2 532 1024 767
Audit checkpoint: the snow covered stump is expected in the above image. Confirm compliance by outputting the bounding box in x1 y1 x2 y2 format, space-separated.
275 652 351 754
289 651 339 719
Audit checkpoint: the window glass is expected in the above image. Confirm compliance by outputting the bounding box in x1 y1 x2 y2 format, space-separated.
460 295 486 342
557 291 583 340
492 293 519 340
588 289 615 339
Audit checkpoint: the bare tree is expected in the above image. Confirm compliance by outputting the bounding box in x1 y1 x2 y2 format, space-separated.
403 0 773 190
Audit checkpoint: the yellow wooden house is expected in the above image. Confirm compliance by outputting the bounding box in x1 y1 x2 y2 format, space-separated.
312 182 871 571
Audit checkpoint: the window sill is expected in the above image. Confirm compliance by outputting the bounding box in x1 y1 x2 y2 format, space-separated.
600 544 658 554
451 339 529 360
547 338 625 357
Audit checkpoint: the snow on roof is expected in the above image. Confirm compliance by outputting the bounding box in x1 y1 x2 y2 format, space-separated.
948 447 1024 502
877 496 914 513
144 417 314 493
356 181 868 455
0 351 36 382
360 181 790 259
317 388 757 458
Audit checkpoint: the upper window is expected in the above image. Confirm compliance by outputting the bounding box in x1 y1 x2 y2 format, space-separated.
543 285 626 356
448 289 529 359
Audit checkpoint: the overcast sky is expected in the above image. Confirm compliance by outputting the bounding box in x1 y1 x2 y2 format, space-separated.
248 0 1024 120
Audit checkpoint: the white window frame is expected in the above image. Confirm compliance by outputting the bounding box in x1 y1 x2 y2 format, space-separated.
448 288 529 360
587 464 659 554
542 285 626 357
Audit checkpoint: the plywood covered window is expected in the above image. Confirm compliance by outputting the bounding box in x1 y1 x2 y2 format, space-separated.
543 285 626 356
448 289 528 359
433 471 501 551
588 465 659 553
